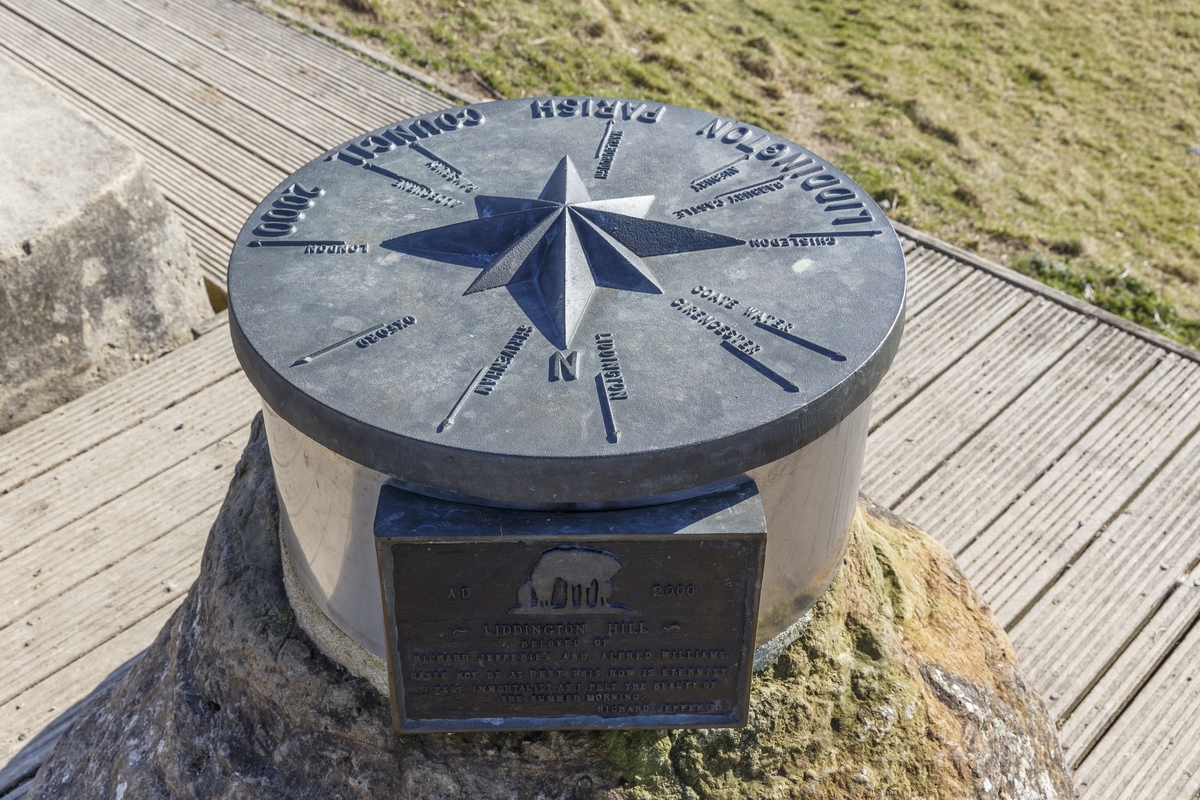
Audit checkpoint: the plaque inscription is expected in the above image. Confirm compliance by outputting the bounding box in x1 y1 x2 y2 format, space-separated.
375 485 766 732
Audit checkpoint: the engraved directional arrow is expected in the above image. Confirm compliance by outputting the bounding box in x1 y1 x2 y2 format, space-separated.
383 156 746 349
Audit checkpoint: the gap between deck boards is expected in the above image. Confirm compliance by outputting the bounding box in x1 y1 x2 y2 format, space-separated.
4 0 1200 793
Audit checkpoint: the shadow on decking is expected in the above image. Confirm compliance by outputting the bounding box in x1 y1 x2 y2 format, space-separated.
0 652 142 799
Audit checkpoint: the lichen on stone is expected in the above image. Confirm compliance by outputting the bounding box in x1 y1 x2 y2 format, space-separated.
28 419 1072 799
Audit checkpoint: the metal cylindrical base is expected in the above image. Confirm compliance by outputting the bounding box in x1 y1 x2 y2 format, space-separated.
747 398 869 644
262 399 869 662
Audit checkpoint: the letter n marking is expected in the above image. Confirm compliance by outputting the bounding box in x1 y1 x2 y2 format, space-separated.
550 351 579 382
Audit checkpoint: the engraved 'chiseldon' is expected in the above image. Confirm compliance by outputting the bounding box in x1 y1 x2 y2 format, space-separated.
383 156 746 348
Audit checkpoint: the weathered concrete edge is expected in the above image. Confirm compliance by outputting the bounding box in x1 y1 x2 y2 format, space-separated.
751 610 813 673
891 219 1200 364
243 0 482 106
279 527 390 696
190 309 230 340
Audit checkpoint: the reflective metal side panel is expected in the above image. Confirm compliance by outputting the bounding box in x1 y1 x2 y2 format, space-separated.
264 403 391 657
265 398 870 657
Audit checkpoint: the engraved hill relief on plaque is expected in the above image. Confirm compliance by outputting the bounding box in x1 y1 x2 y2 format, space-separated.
510 546 630 614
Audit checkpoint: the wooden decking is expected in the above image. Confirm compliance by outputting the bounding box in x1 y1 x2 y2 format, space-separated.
1 0 1199 795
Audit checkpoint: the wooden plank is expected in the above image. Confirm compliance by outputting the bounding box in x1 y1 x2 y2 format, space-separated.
173 208 236 288
0 429 246 630
0 599 183 795
248 0 479 105
133 0 407 126
1 780 29 799
0 0 459 291
902 248 973 320
15 59 257 238
958 355 1200 628
0 6 286 198
59 88 246 279
862 299 1094 509
0 321 236 496
0 44 248 289
192 309 232 338
0 511 212 706
893 220 1200 366
179 0 453 115
0 371 258 564
121 0 412 133
1007 403 1200 717
896 327 1160 555
0 12 284 208
1072 591 1200 799
55 0 362 147
2 0 322 170
1059 563 1200 769
868 271 1030 427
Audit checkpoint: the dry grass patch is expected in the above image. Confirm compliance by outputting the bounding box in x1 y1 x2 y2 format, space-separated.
279 0 1200 346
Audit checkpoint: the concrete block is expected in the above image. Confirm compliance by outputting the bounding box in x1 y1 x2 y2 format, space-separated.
0 52 211 433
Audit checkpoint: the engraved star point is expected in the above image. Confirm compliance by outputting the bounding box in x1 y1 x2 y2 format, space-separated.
384 156 744 349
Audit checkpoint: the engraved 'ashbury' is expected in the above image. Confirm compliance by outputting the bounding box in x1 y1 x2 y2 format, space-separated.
383 156 746 349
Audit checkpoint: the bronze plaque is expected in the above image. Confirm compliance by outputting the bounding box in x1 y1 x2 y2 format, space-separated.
375 484 766 732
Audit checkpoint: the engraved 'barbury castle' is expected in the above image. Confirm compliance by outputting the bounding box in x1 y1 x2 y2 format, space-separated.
384 156 745 349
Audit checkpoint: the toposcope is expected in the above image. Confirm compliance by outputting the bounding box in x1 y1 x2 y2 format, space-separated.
227 97 906 733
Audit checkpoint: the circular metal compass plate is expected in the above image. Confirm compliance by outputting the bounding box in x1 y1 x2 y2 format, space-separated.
227 98 906 506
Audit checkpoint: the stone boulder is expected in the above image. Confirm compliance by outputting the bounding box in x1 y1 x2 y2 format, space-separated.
27 417 1073 798
0 52 210 433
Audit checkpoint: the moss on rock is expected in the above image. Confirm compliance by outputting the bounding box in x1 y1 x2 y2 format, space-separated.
595 499 1071 799
29 420 1071 799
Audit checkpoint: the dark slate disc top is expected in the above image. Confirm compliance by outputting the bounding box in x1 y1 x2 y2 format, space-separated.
227 97 907 507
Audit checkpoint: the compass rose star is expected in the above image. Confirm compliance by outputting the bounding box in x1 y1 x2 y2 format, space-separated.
383 156 745 349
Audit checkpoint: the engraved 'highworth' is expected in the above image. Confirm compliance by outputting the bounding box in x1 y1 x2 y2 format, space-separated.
594 130 624 179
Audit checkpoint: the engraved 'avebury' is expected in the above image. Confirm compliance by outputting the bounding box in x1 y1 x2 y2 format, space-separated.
384 156 746 349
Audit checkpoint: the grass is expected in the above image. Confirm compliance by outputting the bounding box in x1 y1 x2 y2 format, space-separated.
280 0 1200 348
